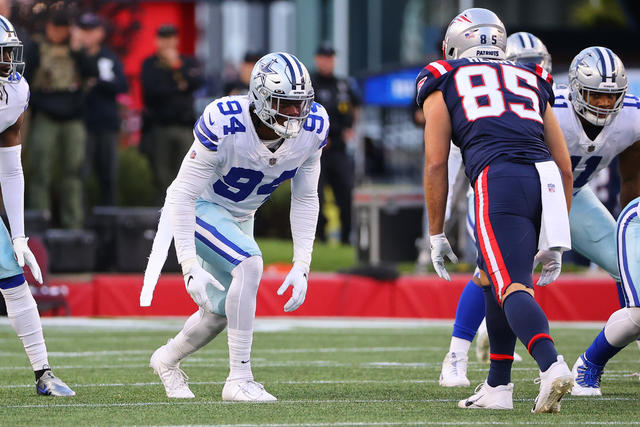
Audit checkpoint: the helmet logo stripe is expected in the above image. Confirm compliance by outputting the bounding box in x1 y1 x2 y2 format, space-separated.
277 53 298 87
604 48 616 82
0 16 10 32
518 33 526 48
527 33 535 49
594 47 608 82
290 54 305 83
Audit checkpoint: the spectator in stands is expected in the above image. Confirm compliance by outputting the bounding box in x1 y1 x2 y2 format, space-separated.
25 10 97 229
141 24 203 203
223 51 262 96
73 12 128 207
312 42 361 245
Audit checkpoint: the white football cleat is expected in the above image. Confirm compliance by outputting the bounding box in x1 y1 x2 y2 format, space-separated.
532 355 573 413
476 322 523 362
439 351 470 387
571 354 603 396
150 343 195 399
222 379 277 402
458 381 513 409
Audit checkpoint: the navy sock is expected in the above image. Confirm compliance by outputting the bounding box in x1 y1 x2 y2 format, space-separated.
452 280 486 341
503 290 557 372
615 282 627 308
483 286 516 386
585 329 623 367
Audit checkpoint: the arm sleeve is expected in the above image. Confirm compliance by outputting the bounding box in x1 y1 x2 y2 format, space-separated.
289 148 321 266
166 141 218 263
0 145 24 239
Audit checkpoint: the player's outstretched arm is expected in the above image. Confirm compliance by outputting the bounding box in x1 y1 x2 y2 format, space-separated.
280 149 321 312
543 104 572 212
166 141 218 268
423 91 458 280
618 140 640 208
0 114 42 284
423 91 452 237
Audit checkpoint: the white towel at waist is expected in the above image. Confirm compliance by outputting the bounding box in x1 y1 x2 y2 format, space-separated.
140 205 174 307
535 160 571 252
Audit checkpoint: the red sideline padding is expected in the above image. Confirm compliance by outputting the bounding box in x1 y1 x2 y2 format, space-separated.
49 273 620 321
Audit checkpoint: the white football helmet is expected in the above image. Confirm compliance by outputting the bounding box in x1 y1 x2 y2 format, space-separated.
249 52 314 138
0 15 23 84
442 8 506 60
506 32 552 73
568 46 627 127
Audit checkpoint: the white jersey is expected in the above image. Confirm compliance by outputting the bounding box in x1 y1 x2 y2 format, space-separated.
166 95 329 264
553 87 640 192
194 95 329 218
0 74 28 132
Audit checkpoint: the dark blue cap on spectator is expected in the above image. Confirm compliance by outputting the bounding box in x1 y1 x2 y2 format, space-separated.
157 24 178 38
315 41 336 56
77 12 103 29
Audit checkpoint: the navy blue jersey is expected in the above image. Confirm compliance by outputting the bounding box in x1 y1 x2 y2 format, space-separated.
416 58 554 182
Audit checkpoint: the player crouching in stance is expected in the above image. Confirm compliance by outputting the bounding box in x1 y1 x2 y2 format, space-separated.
418 9 574 412
142 52 328 401
572 197 640 396
0 15 74 397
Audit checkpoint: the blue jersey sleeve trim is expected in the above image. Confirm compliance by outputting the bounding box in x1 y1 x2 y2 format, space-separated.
194 117 219 151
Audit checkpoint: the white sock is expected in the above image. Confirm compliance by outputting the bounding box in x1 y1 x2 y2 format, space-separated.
163 308 227 365
450 336 471 354
1 282 49 370
223 256 262 381
227 328 253 381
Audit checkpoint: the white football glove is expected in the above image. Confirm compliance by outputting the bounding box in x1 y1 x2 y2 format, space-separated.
430 233 458 281
277 261 309 312
181 258 225 312
533 248 562 286
12 237 42 284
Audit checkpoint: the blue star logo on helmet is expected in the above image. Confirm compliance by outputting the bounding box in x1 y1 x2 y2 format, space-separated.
259 58 278 74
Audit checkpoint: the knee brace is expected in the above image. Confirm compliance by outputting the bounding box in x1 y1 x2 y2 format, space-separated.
1 282 37 317
226 256 263 330
604 307 640 347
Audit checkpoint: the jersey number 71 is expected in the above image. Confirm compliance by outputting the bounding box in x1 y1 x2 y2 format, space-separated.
455 64 543 123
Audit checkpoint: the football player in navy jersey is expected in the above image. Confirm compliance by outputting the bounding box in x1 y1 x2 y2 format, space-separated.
417 8 574 412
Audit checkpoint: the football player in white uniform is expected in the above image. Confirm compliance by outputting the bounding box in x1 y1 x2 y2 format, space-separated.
143 52 328 401
0 16 74 396
563 48 640 396
439 32 552 387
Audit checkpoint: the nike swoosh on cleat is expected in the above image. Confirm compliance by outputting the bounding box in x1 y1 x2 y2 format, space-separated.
241 360 250 364
37 386 48 394
465 400 476 407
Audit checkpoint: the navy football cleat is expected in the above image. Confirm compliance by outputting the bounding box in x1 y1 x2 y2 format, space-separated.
36 371 76 396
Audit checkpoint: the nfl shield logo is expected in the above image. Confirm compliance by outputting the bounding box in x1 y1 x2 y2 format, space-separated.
269 158 277 166
189 150 197 159
547 183 555 193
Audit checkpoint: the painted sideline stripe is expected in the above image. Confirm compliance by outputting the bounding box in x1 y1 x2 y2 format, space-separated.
0 317 609 331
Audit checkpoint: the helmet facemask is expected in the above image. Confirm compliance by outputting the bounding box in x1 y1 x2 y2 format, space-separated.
571 84 626 126
0 41 23 84
254 89 313 139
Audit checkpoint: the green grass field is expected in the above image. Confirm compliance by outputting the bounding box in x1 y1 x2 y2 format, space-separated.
0 318 638 426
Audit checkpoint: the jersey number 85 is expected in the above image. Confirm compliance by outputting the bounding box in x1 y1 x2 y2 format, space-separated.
455 64 543 123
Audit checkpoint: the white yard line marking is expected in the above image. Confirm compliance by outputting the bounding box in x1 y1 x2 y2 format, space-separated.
1 397 636 410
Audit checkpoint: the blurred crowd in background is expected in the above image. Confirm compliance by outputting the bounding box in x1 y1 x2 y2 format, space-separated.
2 0 640 272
